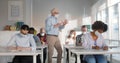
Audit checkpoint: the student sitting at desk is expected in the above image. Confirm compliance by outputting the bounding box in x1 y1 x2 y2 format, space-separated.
29 27 47 63
65 30 76 63
29 27 41 46
75 25 88 63
7 25 40 63
82 21 108 63
76 25 88 46
37 28 47 45
65 30 76 46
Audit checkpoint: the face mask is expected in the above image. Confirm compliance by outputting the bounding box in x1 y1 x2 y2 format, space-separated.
70 34 74 38
41 33 45 36
55 14 59 18
95 31 100 36
83 32 86 34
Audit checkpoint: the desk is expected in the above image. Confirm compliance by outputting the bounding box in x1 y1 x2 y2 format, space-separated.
37 45 48 63
108 45 120 49
63 45 83 63
0 47 42 63
70 48 120 63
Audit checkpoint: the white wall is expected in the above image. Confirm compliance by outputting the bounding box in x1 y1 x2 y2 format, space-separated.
32 0 93 30
32 0 95 57
0 0 95 31
0 0 32 30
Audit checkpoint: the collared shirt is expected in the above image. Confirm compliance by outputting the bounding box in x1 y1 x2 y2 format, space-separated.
45 16 64 35
82 33 106 49
8 33 36 51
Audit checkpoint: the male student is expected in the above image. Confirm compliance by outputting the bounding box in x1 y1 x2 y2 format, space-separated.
75 25 87 63
76 25 87 46
7 25 39 63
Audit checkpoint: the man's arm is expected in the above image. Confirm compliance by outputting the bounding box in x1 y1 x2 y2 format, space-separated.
102 36 108 50
59 19 68 30
7 35 23 50
7 35 17 49
29 35 36 51
33 35 41 45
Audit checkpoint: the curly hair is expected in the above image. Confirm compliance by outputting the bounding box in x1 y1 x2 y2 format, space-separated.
92 21 108 32
103 24 108 32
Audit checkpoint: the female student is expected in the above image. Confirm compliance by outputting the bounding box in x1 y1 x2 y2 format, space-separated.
65 30 76 46
65 30 76 63
82 21 108 63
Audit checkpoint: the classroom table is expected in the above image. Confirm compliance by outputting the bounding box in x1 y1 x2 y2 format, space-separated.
0 47 42 63
70 48 120 63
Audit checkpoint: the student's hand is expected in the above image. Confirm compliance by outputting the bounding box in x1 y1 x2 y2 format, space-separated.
16 47 31 51
79 42 82 46
95 46 100 50
7 46 17 50
92 46 100 50
42 41 45 45
103 46 108 50
16 46 23 51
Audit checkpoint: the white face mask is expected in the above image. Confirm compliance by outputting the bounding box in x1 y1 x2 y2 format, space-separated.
70 34 74 38
95 31 101 36
41 33 45 36
83 32 86 34
55 14 59 18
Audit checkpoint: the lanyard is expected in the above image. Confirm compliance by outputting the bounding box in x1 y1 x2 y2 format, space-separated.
94 40 97 46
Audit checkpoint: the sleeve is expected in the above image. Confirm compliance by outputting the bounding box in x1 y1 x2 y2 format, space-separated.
82 35 93 49
59 25 64 31
7 35 16 47
45 18 54 32
101 35 107 47
33 36 41 46
65 38 70 45
29 35 36 51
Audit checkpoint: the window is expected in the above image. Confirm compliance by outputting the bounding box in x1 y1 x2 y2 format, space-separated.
107 0 120 7
97 12 102 20
101 9 108 23
108 4 119 41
